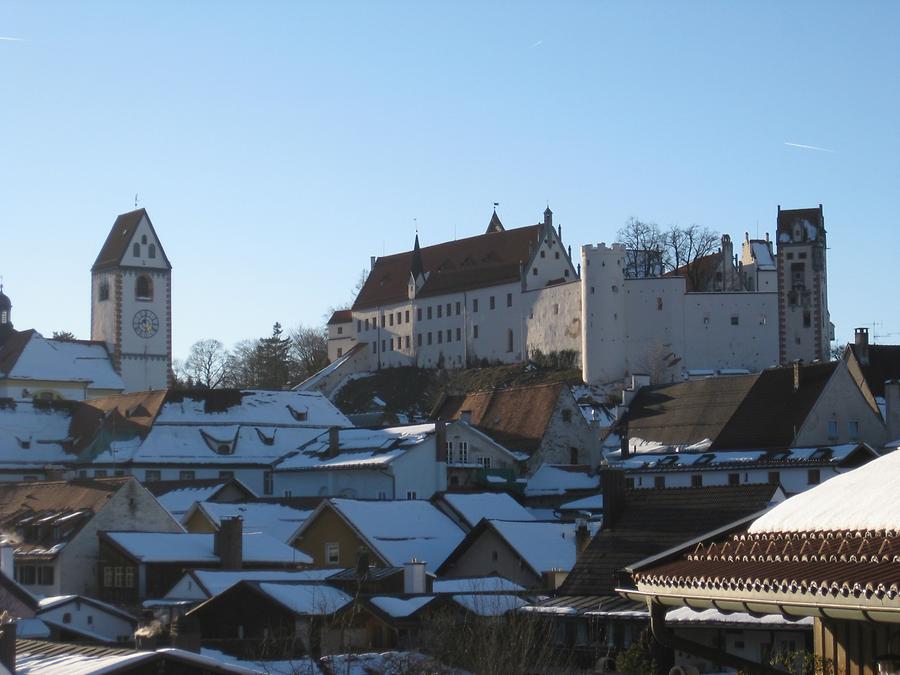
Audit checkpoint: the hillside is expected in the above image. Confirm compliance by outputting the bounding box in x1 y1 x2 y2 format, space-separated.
333 363 587 422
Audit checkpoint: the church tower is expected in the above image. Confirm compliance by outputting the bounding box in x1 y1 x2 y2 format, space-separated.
91 209 172 392
776 205 832 364
0 284 13 346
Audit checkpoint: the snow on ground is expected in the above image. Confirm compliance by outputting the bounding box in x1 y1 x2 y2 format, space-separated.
749 450 900 533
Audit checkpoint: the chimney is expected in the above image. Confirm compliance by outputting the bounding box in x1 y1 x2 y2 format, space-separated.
434 420 447 462
542 569 568 591
370 256 377 271
793 361 801 393
855 327 870 366
557 223 562 240
214 516 243 571
599 468 625 530
0 621 15 674
619 420 630 459
403 559 427 594
886 381 900 442
327 426 341 458
575 517 591 554
0 545 13 579
171 614 201 653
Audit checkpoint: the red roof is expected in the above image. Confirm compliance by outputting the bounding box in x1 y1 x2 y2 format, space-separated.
92 209 172 271
352 223 544 310
327 309 353 325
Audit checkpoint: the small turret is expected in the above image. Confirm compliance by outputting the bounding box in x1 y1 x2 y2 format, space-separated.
0 285 12 345
487 208 504 233
544 206 553 229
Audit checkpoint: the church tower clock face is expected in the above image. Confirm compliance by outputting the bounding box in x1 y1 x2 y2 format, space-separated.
133 309 159 338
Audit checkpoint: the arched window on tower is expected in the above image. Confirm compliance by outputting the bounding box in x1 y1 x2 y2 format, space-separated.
132 243 140 257
99 280 109 301
148 244 156 259
136 275 153 301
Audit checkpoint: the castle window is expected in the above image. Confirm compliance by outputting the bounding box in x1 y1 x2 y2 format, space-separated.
148 244 156 259
540 250 546 258
437 305 442 318
179 470 195 480
490 296 495 310
337 326 343 334
417 333 422 346
657 297 663 311
473 299 479 312
532 267 538 276
455 302 461 315
99 281 110 302
456 327 461 341
141 235 147 245
405 310 410 323
427 306 432 320
446 303 451 316
135 275 153 301
405 335 410 349
555 251 560 259
132 243 140 257
389 313 394 326
731 315 739 326
803 310 811 328
564 269 569 277
506 329 513 352
417 308 422 321
427 332 432 345
473 325 479 339
506 293 512 307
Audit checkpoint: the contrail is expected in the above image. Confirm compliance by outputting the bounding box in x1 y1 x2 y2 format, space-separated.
784 142 834 153
0 37 24 42
530 39 543 48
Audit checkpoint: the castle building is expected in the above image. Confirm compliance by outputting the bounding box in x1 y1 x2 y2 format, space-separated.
91 209 173 392
329 205 832 387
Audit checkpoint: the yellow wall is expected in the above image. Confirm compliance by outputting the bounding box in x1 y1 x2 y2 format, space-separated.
293 506 387 569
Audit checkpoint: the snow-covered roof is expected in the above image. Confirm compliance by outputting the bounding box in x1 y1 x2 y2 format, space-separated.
156 390 350 427
323 499 465 573
440 492 535 528
37 594 136 622
749 450 900 534
610 444 871 471
1 333 124 390
369 595 436 618
488 520 596 576
275 424 434 472
188 501 312 542
749 241 776 270
559 494 603 511
156 483 228 518
524 464 600 496
105 531 312 565
432 576 525 594
451 593 527 616
169 568 339 600
17 619 51 639
201 647 321 675
0 401 74 467
257 581 351 615
665 606 813 627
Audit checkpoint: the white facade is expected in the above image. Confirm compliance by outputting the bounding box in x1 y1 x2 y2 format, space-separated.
91 209 172 393
38 596 135 642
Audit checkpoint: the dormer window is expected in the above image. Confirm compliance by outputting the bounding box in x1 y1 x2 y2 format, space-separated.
135 275 153 301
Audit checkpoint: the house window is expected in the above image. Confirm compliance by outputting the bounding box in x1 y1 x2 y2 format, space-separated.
406 491 417 500
371 341 376 353
325 543 340 565
427 332 433 345
103 567 113 587
827 420 838 440
95 470 107 478
532 267 538 276
506 293 512 307
446 329 451 343
654 476 665 488
16 566 36 585
38 566 54 585
427 306 432 320
218 471 234 479
382 339 386 352
553 303 559 315
480 457 492 469
540 250 546 258
555 251 560 259
378 491 388 500
417 308 422 321
438 331 443 344
283 489 292 497
405 335 410 349
132 243 140 257
99 281 110 302
144 470 161 482
63 612 72 624
473 325 479 339
728 473 740 486
691 474 702 488
731 315 739 326
562 409 572 423
446 303 451 316
455 302 461 315
808 469 821 485
179 470 195 481
396 312 401 324
365 318 369 331
437 305 442 318
389 313 394 326
263 471 273 495
490 296 495 310
473 299 479 312
405 310 410 323
357 320 362 332
459 442 469 464
848 420 859 440
336 347 343 357
506 329 513 352
446 441 453 464
149 244 156 259
135 275 153 301
456 327 461 341
768 471 780 484
114 567 123 588
417 333 422 347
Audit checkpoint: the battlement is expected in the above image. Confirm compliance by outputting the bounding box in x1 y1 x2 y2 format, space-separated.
582 242 626 254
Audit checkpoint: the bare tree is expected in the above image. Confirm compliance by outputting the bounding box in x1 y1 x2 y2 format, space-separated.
182 339 231 388
224 338 261 388
664 224 719 290
617 218 666 278
290 325 329 379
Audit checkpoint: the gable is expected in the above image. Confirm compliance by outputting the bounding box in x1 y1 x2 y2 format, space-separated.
92 209 172 271
292 504 381 568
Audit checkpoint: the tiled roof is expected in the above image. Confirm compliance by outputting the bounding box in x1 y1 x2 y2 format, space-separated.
558 483 780 597
327 309 353 325
777 206 824 237
433 382 564 454
631 529 900 602
92 208 172 271
352 223 543 310
850 343 900 398
0 329 36 376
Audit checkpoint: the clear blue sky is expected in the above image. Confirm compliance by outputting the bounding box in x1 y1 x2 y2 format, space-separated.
2 1 899 360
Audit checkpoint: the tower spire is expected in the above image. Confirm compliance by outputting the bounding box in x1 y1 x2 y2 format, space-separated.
410 231 424 280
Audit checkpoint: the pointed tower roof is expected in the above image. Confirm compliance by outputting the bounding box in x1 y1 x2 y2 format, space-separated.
92 208 172 271
544 205 553 217
410 233 424 280
0 284 10 312
486 209 504 233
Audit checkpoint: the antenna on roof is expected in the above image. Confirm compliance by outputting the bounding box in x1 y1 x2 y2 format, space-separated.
414 217 418 235
134 194 139 208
